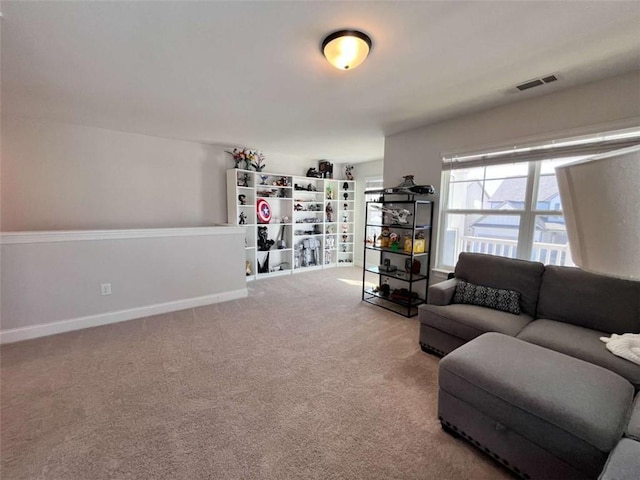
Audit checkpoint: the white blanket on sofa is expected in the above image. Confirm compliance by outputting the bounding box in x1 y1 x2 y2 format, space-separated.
600 333 640 366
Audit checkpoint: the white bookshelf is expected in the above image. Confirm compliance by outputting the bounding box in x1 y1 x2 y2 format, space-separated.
226 169 355 279
338 180 356 266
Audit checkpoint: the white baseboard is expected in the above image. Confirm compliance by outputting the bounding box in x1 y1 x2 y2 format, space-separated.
0 288 248 344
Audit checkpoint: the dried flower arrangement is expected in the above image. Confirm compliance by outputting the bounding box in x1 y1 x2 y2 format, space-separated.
226 148 266 171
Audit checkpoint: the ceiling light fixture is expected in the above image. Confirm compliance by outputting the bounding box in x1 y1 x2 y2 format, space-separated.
321 30 372 71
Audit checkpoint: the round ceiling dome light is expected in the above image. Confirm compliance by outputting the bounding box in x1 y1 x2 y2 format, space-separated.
321 30 372 71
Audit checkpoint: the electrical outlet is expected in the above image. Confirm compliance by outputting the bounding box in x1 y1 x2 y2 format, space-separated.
101 283 112 296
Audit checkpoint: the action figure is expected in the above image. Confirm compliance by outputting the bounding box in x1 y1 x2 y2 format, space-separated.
345 165 354 180
326 185 333 199
325 203 333 222
257 226 275 251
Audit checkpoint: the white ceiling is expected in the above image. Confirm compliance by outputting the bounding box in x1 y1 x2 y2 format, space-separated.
2 1 639 163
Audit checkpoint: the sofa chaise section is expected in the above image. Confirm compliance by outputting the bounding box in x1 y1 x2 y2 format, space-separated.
439 333 635 479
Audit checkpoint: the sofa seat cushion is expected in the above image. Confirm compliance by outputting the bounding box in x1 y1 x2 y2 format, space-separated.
626 394 640 441
439 333 634 478
419 303 533 342
517 319 640 388
599 438 640 480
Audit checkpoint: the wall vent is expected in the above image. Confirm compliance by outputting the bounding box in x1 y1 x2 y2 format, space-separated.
515 74 559 92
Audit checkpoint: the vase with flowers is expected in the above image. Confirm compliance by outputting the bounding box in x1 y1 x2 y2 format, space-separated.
252 152 266 172
226 148 266 172
226 148 255 170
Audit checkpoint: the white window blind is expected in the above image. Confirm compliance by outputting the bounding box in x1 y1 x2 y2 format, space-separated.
442 127 640 170
364 177 384 202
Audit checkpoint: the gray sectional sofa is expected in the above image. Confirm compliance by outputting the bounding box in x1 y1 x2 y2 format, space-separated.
419 253 640 479
420 252 640 388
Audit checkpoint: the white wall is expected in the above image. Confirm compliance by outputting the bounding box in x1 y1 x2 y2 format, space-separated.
0 227 247 342
0 118 308 231
384 71 640 272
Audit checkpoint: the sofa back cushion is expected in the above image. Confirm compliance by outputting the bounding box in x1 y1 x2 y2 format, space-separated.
454 253 545 317
537 266 640 334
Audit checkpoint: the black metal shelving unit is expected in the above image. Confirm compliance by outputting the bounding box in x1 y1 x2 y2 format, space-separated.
362 197 434 317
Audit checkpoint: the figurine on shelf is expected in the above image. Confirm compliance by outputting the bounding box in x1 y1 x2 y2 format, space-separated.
306 167 322 178
345 164 354 180
257 226 275 251
403 233 413 253
258 252 270 273
239 212 247 225
342 213 348 223
238 194 247 205
246 261 252 276
380 226 391 247
326 185 333 199
326 236 335 250
259 175 269 185
371 204 412 224
318 160 333 179
343 192 349 201
413 230 426 253
389 232 400 252
238 173 250 187
343 203 348 210
325 203 333 222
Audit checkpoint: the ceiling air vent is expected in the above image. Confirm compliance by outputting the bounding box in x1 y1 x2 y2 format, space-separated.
515 74 559 92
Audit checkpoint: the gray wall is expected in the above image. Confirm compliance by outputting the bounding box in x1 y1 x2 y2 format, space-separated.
1 118 307 231
1 228 246 341
384 70 640 272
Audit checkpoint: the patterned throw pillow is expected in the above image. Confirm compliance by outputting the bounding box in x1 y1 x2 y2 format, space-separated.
453 280 521 315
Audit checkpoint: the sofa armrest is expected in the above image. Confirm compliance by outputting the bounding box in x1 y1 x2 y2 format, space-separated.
427 278 459 306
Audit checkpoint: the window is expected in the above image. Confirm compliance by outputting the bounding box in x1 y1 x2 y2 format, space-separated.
364 177 383 202
438 127 640 269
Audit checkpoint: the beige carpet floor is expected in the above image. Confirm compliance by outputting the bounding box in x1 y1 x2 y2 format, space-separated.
1 267 512 480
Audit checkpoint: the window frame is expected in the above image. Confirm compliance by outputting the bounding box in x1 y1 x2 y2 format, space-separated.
438 159 573 270
437 127 640 270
